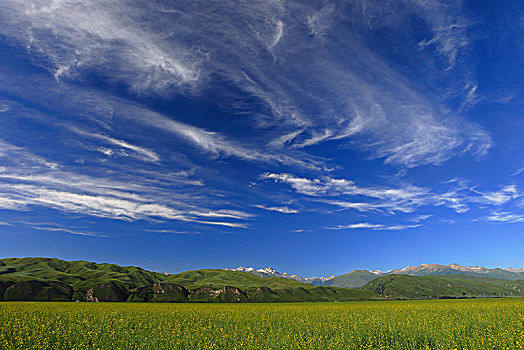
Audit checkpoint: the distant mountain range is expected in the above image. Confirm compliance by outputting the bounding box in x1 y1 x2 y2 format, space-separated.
362 274 524 299
225 266 334 285
0 258 380 303
227 263 524 288
1 258 523 302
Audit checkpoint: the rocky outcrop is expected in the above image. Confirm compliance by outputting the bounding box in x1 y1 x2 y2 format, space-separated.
74 282 129 302
128 283 189 302
84 288 99 302
189 286 249 303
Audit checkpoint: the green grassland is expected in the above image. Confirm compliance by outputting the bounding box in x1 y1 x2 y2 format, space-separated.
0 258 381 302
0 257 163 288
361 274 524 299
1 299 523 349
2 258 524 302
323 270 379 288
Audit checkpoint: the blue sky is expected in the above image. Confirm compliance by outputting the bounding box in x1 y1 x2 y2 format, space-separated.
0 0 522 277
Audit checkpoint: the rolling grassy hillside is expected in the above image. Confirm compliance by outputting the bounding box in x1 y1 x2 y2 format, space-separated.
232 263 524 288
3 257 523 302
0 257 163 288
0 258 381 302
322 270 380 288
163 269 380 302
361 274 524 299
388 264 524 280
163 269 309 289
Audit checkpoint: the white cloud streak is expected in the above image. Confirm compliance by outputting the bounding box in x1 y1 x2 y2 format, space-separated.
262 172 432 213
326 222 421 231
480 185 520 205
0 71 323 171
253 205 299 214
29 225 107 237
485 212 524 224
0 101 9 113
69 127 160 163
0 140 251 228
0 0 511 236
262 172 522 217
0 0 491 168
0 0 199 93
146 229 200 235
126 108 322 170
411 215 432 222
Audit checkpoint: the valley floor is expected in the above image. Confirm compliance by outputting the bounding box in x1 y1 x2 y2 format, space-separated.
1 299 523 349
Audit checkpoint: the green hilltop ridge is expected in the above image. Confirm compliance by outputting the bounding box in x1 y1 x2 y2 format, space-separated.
361 274 524 299
0 258 381 303
1 257 523 302
232 263 524 288
386 263 524 280
322 270 380 289
161 269 380 302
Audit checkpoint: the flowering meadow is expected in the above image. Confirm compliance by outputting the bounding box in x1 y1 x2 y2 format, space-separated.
1 299 523 349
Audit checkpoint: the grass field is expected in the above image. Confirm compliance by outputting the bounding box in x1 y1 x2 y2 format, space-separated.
1 299 523 349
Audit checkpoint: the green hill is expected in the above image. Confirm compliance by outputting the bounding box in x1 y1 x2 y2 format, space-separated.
4 257 522 302
0 257 163 288
361 274 524 299
163 269 309 289
0 257 381 302
323 270 380 288
386 264 524 280
162 269 381 302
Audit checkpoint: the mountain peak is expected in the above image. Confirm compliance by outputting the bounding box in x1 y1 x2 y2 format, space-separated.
447 263 487 272
227 263 524 288
369 270 384 275
505 267 524 273
386 263 524 278
225 266 333 285
256 267 278 274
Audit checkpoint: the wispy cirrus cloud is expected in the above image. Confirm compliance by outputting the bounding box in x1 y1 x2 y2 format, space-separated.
261 172 432 213
126 106 324 170
0 101 9 113
319 200 384 213
411 215 433 222
477 185 520 205
485 212 524 224
0 0 199 93
262 172 523 223
511 167 524 177
29 225 107 238
0 0 491 168
0 183 249 228
253 205 299 214
0 70 324 171
69 127 160 163
0 0 512 239
0 139 251 228
326 222 421 231
146 229 200 235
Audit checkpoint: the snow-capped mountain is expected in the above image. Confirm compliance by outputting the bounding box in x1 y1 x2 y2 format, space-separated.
504 267 524 273
225 266 334 285
387 263 524 279
226 263 524 287
369 270 385 276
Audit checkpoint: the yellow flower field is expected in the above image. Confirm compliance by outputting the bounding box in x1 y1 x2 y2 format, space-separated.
1 299 523 349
